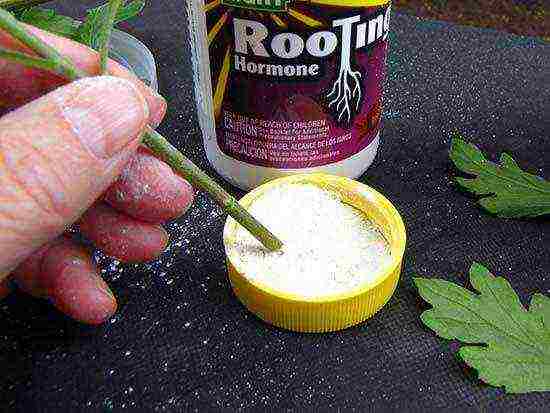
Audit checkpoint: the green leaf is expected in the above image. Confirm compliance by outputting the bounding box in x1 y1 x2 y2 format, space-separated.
76 0 145 49
449 133 550 218
531 294 550 332
414 263 550 393
17 7 79 39
459 346 550 393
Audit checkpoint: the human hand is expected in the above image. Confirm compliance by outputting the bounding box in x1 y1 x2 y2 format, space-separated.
0 26 194 324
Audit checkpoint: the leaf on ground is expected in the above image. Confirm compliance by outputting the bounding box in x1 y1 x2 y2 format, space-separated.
449 133 550 218
531 293 550 332
414 263 550 393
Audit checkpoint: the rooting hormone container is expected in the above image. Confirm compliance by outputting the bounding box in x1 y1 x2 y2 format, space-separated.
188 0 392 190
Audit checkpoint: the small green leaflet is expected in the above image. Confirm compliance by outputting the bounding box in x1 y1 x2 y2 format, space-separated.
450 134 550 218
16 7 80 39
414 263 550 393
15 1 145 49
77 0 145 50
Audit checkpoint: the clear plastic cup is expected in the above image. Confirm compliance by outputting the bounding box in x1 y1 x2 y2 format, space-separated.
109 29 158 92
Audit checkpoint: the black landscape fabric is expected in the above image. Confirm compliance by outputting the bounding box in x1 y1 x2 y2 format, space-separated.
1 2 549 411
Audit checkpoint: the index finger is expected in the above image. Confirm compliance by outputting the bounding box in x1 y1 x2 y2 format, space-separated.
0 24 165 126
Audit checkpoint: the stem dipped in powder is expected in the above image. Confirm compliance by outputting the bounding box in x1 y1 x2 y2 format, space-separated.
226 184 392 298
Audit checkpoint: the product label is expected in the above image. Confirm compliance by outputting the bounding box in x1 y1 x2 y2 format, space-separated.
205 0 391 168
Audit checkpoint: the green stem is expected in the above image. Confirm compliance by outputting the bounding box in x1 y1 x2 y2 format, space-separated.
0 8 85 78
0 46 75 77
143 129 283 250
0 8 283 251
98 0 122 74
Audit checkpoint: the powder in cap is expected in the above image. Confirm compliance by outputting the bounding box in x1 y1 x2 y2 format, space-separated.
226 183 392 298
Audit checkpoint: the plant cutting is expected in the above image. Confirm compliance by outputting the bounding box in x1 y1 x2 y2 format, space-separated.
5 0 145 49
7 1 157 89
0 2 283 251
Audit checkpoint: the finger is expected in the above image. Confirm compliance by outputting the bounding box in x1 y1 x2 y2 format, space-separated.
0 76 148 276
0 24 166 126
11 240 59 297
40 237 117 325
11 236 117 324
79 203 169 263
0 27 65 111
104 147 194 223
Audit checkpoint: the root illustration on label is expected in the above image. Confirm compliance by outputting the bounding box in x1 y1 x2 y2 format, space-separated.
327 63 362 123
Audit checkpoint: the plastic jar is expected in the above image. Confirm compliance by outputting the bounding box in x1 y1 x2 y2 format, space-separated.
187 1 391 190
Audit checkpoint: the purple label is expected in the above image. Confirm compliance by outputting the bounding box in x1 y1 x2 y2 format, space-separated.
205 2 391 168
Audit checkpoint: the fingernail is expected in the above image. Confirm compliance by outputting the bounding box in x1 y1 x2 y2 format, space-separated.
60 76 149 159
149 91 167 129
50 266 117 325
96 276 115 299
158 227 170 253
147 227 170 261
173 177 194 219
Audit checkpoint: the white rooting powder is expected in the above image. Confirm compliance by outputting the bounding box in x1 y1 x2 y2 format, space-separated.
227 184 392 298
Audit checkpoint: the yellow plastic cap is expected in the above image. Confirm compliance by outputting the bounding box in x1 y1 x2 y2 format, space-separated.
223 174 406 333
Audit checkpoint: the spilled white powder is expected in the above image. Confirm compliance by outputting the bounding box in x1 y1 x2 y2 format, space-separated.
226 184 392 298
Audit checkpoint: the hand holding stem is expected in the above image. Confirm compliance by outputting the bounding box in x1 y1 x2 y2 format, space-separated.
0 6 283 251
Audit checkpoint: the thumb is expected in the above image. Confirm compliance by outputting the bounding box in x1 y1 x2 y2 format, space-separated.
0 76 149 278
